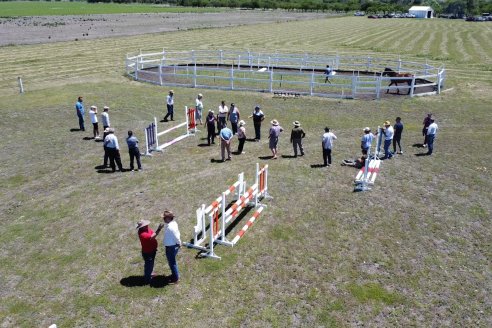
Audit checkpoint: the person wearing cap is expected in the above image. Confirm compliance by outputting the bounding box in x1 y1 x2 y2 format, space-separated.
290 121 306 157
101 106 110 131
163 90 174 122
268 119 283 159
322 127 337 166
227 103 241 135
161 210 182 284
195 94 204 125
361 127 374 154
249 105 265 141
126 130 142 171
104 128 123 172
206 110 217 146
219 126 233 161
236 120 247 154
89 105 100 139
422 113 432 147
75 96 85 131
136 219 164 284
217 100 228 135
393 117 404 154
426 118 438 155
376 121 394 159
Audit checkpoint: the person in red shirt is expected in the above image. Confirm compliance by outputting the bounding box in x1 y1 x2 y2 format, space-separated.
136 220 164 284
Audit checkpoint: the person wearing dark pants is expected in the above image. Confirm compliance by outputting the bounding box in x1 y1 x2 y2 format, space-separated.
163 90 174 122
206 110 216 145
422 113 432 147
393 117 404 154
126 130 142 171
162 210 181 284
102 128 110 167
249 105 264 141
290 120 306 157
237 120 247 154
75 96 85 131
322 127 337 166
104 128 123 172
217 100 228 135
426 119 438 155
136 219 163 285
227 103 240 135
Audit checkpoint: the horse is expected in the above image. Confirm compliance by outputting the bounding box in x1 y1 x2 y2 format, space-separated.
382 67 414 95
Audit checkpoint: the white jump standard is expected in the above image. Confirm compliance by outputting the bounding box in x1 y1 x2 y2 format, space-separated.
184 164 271 259
144 106 196 155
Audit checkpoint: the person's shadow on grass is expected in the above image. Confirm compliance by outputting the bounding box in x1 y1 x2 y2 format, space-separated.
120 275 169 288
70 128 82 132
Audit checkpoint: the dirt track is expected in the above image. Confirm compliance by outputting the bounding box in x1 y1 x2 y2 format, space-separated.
0 11 329 46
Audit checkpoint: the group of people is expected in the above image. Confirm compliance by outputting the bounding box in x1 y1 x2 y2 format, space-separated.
74 96 143 172
136 210 182 285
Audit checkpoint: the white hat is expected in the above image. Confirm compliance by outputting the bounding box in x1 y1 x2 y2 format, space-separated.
198 93 203 98
363 127 371 132
293 121 300 126
271 119 279 126
239 120 246 126
136 220 150 229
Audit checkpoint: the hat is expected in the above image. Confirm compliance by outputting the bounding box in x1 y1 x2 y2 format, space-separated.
103 106 109 110
293 121 300 126
239 120 246 126
208 109 214 114
169 90 174 94
162 210 174 220
363 127 371 132
271 119 279 126
384 120 391 125
254 105 260 110
198 93 203 98
90 105 97 109
136 220 150 230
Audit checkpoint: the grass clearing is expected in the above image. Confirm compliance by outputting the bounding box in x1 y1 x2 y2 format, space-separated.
0 16 491 327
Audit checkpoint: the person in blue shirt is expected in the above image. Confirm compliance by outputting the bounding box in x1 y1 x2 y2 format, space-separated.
393 117 404 154
219 126 233 161
126 130 142 171
75 96 85 131
360 127 374 153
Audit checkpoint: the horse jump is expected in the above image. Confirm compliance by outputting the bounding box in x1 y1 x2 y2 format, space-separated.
144 106 196 155
184 163 271 259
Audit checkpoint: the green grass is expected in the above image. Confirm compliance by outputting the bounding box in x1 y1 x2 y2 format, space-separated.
0 1 223 17
0 16 491 327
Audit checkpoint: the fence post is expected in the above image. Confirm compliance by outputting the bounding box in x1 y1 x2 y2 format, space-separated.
230 66 234 90
376 76 381 99
351 76 357 98
135 56 139 80
193 64 197 88
18 77 24 93
410 77 416 97
159 61 163 86
238 55 241 69
220 50 223 65
269 70 273 93
310 72 314 95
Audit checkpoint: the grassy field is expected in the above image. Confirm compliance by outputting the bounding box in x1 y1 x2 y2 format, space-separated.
0 1 222 17
0 16 491 327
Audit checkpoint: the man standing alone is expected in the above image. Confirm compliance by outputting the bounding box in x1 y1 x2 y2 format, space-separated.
164 90 174 122
393 117 404 154
75 96 85 131
126 130 142 171
290 121 306 157
322 127 337 166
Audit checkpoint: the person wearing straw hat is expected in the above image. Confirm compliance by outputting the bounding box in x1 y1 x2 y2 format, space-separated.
163 90 174 122
195 94 204 125
161 210 182 284
322 127 337 166
361 127 374 154
136 219 164 285
290 120 306 157
376 120 394 159
89 105 100 139
268 119 283 159
236 120 247 154
206 110 217 146
75 96 85 131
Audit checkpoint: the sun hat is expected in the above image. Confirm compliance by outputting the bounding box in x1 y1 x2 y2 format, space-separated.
239 120 246 126
103 106 109 110
208 109 214 114
169 90 174 94
90 105 97 109
293 121 300 126
271 119 279 126
198 93 203 98
363 127 371 132
162 210 174 220
384 120 391 125
136 220 150 230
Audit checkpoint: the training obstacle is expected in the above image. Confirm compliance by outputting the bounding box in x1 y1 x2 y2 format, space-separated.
354 127 382 192
184 163 271 259
144 106 196 156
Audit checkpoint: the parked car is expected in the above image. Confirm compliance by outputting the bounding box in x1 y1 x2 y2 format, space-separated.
354 11 365 16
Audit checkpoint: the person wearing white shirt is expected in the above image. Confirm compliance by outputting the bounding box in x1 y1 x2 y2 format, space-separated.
426 119 438 155
163 90 174 122
217 100 228 135
89 105 100 139
162 210 182 283
322 127 337 166
103 128 123 172
195 94 203 125
378 120 394 159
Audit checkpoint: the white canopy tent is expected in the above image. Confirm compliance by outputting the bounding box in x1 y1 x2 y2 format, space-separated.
409 6 434 18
